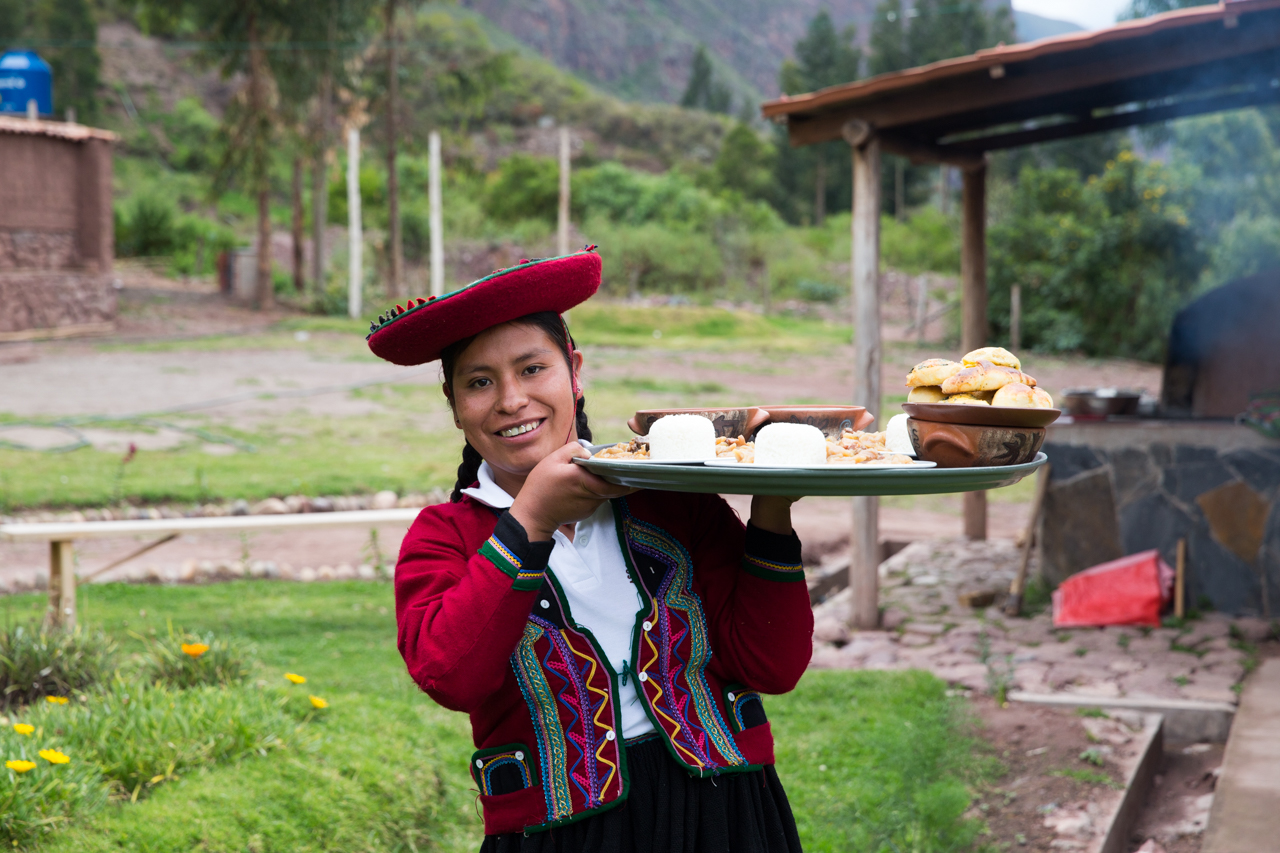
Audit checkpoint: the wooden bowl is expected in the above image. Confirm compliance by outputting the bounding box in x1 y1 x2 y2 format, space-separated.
906 419 1046 469
757 405 875 438
628 407 770 439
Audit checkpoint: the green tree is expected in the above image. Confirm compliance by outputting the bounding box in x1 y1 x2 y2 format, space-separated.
680 44 731 114
775 11 862 225
36 0 100 122
713 122 777 206
1122 0 1214 19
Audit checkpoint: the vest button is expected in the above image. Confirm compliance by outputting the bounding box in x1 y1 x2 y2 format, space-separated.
638 672 648 683
475 759 484 768
515 751 524 761
727 692 736 701
540 599 550 609
642 621 652 631
605 730 615 741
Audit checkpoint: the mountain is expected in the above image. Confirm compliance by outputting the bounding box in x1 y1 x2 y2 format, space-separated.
457 0 1065 108
1014 10 1085 42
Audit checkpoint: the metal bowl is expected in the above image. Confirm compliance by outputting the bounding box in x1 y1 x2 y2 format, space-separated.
1061 388 1142 418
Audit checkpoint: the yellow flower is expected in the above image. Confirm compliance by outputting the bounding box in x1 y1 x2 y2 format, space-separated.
38 749 69 765
181 643 210 658
45 696 68 705
5 760 35 774
284 673 307 684
308 696 329 709
13 724 33 736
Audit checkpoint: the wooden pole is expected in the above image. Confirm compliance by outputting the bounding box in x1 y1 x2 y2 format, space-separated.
1176 538 1187 619
385 0 403 299
291 155 305 292
47 540 76 632
915 274 928 346
311 29 333 291
1010 283 1022 351
347 127 363 319
846 120 881 631
961 162 989 541
558 126 571 257
1006 463 1051 617
428 130 444 297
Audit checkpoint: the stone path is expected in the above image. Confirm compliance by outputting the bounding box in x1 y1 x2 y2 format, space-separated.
1202 658 1280 853
809 539 1266 707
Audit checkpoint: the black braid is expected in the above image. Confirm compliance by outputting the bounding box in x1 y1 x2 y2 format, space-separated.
442 312 592 502
449 441 485 503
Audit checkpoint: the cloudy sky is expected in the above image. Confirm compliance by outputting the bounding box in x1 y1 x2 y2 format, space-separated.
1012 0 1135 30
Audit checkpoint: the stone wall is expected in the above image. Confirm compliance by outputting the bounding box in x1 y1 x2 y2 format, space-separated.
0 271 116 334
1042 422 1280 617
0 230 77 270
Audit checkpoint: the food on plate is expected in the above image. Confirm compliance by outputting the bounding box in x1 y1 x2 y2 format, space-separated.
1032 388 1054 408
716 435 755 463
648 413 717 461
944 393 991 406
962 346 1021 370
884 413 915 456
940 361 1031 395
906 358 962 388
594 438 650 460
990 383 1057 409
755 423 827 467
907 385 947 403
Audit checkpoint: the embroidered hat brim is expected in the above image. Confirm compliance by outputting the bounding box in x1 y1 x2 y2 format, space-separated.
366 250 602 366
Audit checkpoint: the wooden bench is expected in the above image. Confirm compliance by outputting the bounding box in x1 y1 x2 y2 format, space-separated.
0 509 424 630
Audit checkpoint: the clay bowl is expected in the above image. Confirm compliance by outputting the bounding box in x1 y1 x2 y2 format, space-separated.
757 405 875 439
628 407 770 439
902 402 1060 429
907 419 1046 469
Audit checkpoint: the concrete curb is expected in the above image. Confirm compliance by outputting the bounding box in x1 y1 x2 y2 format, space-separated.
1009 691 1235 743
1098 714 1164 853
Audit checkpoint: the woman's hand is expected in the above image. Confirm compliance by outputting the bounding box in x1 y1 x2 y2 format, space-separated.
749 495 801 536
510 442 637 541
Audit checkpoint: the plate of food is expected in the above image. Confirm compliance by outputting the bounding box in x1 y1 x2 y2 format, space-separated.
902 347 1061 429
581 415 1043 496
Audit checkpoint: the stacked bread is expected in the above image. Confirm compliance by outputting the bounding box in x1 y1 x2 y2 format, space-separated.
905 347 1054 409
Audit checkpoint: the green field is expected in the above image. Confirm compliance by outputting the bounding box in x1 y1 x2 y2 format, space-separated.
0 582 998 852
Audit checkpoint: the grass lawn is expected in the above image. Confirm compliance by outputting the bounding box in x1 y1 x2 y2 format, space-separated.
0 582 997 852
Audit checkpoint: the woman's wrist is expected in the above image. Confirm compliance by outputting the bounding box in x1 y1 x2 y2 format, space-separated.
509 499 557 542
749 495 796 536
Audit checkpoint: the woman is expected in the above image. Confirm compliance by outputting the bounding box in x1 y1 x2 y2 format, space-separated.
369 249 814 852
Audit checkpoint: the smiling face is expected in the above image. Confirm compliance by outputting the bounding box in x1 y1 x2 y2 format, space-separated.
446 321 582 496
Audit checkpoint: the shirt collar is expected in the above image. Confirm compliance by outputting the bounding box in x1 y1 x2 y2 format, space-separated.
460 461 513 509
459 440 594 511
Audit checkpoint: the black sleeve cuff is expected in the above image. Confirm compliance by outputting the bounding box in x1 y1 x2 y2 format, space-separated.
741 522 805 582
478 511 555 591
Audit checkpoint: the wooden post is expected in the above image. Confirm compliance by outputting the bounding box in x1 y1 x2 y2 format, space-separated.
1175 538 1187 619
846 120 881 630
915 274 928 346
385 0 403 299
428 130 444 297
962 162 989 541
558 127 571 257
347 127 363 318
1010 283 1022 351
47 540 76 632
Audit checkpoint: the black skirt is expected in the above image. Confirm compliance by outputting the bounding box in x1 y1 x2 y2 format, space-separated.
480 735 803 853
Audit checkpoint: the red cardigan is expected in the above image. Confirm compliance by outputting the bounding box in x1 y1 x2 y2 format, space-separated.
395 489 814 835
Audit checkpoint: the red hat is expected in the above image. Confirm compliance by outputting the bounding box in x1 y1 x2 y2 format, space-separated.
366 248 601 366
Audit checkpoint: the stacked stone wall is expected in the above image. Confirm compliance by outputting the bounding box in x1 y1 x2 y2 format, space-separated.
0 271 115 334
0 230 77 270
1042 435 1280 617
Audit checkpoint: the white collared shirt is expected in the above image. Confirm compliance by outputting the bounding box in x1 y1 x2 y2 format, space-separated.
462 453 656 740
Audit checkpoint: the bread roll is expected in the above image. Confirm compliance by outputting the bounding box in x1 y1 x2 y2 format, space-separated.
907 385 947 403
1032 388 1054 408
944 393 991 406
941 361 1025 394
992 383 1037 408
906 359 962 387
962 346 1021 370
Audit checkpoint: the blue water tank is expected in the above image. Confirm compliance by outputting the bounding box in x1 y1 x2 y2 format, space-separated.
0 51 53 116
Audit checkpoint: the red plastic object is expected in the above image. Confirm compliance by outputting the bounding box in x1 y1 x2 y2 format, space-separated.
1052 549 1174 628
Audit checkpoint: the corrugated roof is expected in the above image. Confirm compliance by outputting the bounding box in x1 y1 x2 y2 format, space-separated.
763 0 1280 119
0 115 117 143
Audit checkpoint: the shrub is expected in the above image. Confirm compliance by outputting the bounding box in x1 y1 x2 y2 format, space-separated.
136 629 253 689
0 625 118 711
115 195 177 258
483 154 559 224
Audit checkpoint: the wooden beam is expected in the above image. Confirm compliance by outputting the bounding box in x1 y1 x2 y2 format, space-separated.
780 25 1280 146
46 540 76 632
879 132 985 168
961 163 988 542
939 83 1280 154
849 127 882 630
